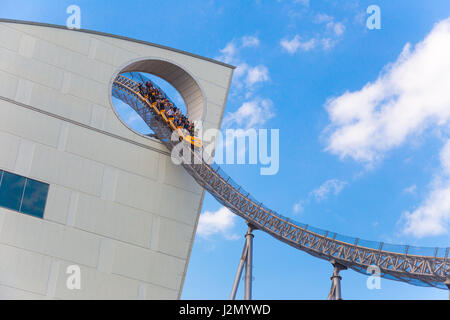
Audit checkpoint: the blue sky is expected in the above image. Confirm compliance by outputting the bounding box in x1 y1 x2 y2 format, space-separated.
3 0 450 299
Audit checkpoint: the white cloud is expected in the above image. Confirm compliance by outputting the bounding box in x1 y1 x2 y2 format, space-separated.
441 139 450 175
277 0 309 4
327 21 346 36
245 65 269 87
216 41 238 64
280 19 345 54
223 98 275 129
294 0 309 6
402 140 450 237
315 13 345 36
325 18 450 163
323 18 450 237
242 36 260 48
293 201 304 214
233 62 249 79
297 38 317 51
315 13 334 23
280 36 301 54
311 179 347 201
321 38 336 50
197 207 239 240
280 35 317 54
402 184 450 237
216 36 259 63
403 184 417 194
216 38 269 91
292 179 346 214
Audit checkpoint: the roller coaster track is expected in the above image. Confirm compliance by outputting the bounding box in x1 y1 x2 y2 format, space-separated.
112 73 450 291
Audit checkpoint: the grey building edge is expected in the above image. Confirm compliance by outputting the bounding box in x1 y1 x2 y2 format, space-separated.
0 18 236 70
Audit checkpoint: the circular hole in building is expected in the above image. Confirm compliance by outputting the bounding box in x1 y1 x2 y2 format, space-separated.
111 71 187 138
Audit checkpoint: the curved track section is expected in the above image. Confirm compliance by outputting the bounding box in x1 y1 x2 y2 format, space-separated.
112 74 450 290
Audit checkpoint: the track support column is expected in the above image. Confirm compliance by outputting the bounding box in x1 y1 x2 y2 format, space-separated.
244 225 255 300
230 240 248 300
229 224 256 300
327 260 347 300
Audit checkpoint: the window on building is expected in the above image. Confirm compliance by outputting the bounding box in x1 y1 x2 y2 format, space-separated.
0 170 49 219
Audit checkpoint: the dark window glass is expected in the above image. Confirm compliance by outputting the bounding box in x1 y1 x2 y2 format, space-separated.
0 171 26 212
0 170 49 219
20 179 49 218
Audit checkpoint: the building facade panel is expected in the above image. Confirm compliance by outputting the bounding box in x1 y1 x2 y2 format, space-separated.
75 192 154 248
64 124 161 181
156 183 204 227
6 23 92 56
0 24 22 52
30 143 105 197
43 184 72 225
0 131 20 172
0 100 62 148
0 209 101 267
0 284 47 300
0 239 53 296
111 241 186 291
0 70 19 100
29 81 97 125
53 260 141 300
157 217 194 259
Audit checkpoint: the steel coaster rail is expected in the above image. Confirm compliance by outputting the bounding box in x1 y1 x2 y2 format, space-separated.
112 74 450 290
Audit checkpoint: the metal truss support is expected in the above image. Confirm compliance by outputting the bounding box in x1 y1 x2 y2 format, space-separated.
445 278 450 300
327 260 347 300
244 225 255 300
230 240 248 300
230 225 256 300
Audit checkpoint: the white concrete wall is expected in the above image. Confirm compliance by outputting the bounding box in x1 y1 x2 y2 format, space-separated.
0 21 233 299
